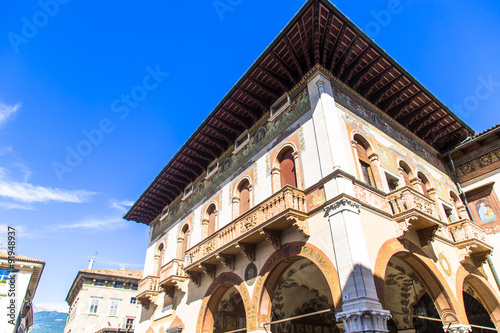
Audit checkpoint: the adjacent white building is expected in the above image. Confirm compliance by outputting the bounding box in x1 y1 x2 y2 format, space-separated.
64 268 142 333
0 249 45 333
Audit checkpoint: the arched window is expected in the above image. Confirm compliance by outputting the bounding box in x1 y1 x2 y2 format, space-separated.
399 162 412 187
207 204 216 236
239 179 250 214
354 136 376 187
155 243 164 276
417 172 430 196
179 224 190 259
279 148 297 188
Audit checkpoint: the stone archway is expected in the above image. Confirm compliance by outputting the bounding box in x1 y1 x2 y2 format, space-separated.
374 238 461 330
456 264 500 331
196 272 251 333
249 242 341 332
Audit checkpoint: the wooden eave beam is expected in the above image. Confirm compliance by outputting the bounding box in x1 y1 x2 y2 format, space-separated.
284 34 305 77
378 81 413 111
319 11 334 65
358 65 391 96
257 65 291 92
246 77 281 100
186 146 215 161
397 99 434 126
418 116 448 139
270 50 299 83
349 55 381 89
407 106 440 132
170 165 197 180
369 73 402 105
313 0 321 64
229 98 260 121
240 87 271 111
182 153 207 169
387 91 423 119
205 124 234 143
223 108 252 129
297 16 313 70
332 35 359 77
198 133 226 151
213 116 245 134
340 44 371 82
325 22 346 70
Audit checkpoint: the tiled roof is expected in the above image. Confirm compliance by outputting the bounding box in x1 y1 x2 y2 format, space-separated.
473 124 500 138
81 269 143 280
0 249 45 264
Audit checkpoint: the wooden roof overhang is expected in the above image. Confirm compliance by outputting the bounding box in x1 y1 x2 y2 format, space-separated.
125 0 475 224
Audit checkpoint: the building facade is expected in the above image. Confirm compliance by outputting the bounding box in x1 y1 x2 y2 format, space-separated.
125 1 500 332
64 269 142 333
0 249 45 333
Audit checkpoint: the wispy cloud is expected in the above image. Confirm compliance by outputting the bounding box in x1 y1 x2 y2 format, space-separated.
0 146 13 156
0 181 95 203
49 216 127 232
0 224 44 247
0 102 20 127
0 202 35 210
110 199 134 212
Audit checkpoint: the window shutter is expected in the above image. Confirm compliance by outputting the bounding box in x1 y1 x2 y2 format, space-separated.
401 168 411 186
239 181 250 214
208 206 216 235
356 142 370 164
279 149 297 188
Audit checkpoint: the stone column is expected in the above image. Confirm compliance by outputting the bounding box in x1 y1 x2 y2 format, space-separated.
324 197 391 333
201 218 209 238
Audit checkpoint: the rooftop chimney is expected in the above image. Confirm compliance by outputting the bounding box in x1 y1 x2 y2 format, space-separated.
88 258 94 270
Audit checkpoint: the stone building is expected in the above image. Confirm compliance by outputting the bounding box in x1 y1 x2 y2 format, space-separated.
124 0 500 332
64 269 142 333
0 249 45 333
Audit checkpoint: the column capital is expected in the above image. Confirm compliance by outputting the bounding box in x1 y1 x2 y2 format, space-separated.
443 324 472 333
336 309 391 333
324 197 360 217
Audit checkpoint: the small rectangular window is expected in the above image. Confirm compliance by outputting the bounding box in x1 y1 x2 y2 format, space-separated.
130 297 137 304
234 131 249 153
131 285 138 291
183 183 193 199
360 161 375 187
207 160 219 177
94 280 103 286
125 318 135 329
89 298 99 314
269 93 290 120
113 282 122 288
385 173 399 192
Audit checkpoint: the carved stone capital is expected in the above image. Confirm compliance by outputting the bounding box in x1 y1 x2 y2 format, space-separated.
417 225 439 247
237 242 256 262
216 253 235 271
459 245 478 262
201 218 209 226
260 228 281 250
395 216 418 238
368 153 379 162
289 216 310 237
444 324 472 333
163 285 175 299
200 263 216 280
324 197 360 217
336 309 391 333
186 271 201 287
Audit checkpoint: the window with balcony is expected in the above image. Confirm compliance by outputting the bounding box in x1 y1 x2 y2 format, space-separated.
279 148 297 188
385 172 399 192
130 297 137 304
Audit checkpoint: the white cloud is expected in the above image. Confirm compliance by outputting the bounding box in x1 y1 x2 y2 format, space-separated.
50 216 127 232
110 199 134 212
0 224 44 248
0 102 20 127
0 181 95 203
0 146 13 156
0 202 35 210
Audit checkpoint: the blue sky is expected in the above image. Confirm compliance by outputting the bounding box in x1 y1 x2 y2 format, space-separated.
0 0 499 313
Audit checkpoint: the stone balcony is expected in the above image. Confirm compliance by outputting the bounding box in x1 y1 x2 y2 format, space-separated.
448 219 493 265
184 185 309 285
137 275 160 309
387 186 445 246
159 259 188 298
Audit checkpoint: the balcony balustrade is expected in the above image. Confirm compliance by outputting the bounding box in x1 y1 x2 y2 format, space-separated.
136 276 160 309
448 219 493 264
387 186 445 246
183 185 308 285
159 259 187 298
